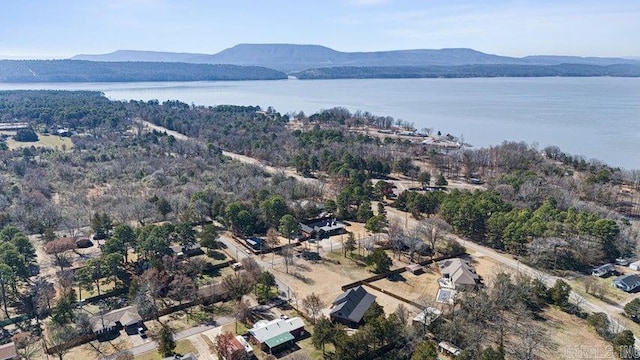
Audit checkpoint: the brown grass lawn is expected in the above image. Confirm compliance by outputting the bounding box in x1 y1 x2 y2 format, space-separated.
273 250 374 311
6 134 73 150
544 307 615 360
133 339 198 360
66 336 132 360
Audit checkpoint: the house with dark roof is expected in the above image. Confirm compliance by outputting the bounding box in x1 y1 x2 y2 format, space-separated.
614 274 640 292
0 342 17 360
329 286 376 328
438 258 479 291
246 236 266 251
299 217 346 240
91 306 142 335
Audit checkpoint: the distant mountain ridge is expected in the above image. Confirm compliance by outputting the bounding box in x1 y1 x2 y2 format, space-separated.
71 44 640 72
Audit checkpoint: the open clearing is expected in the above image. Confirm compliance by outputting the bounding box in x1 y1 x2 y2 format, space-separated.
6 133 73 150
545 307 615 360
370 265 440 306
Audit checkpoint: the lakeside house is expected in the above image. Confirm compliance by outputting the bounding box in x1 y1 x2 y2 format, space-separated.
248 317 305 353
329 286 376 328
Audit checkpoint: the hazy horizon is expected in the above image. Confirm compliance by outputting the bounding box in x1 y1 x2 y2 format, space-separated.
1 1 638 59
2 44 639 62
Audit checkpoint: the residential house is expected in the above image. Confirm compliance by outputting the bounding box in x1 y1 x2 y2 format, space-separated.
329 285 376 328
397 235 431 257
614 274 640 293
248 317 305 353
591 264 615 277
438 258 479 291
299 217 346 240
91 306 142 335
0 342 17 360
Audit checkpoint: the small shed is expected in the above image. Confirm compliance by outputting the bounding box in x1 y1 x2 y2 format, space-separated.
406 264 423 275
438 341 461 357
630 261 640 271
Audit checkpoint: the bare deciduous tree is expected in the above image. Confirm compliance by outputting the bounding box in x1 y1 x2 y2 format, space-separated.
301 293 324 324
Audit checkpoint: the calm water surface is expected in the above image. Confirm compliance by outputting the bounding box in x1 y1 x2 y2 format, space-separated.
1 78 638 169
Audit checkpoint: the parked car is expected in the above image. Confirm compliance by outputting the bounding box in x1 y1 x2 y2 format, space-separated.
138 327 147 338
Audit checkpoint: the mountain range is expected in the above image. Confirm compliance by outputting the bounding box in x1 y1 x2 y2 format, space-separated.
72 44 640 73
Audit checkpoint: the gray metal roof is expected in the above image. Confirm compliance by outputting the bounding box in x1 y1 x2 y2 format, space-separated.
91 306 142 332
439 258 478 288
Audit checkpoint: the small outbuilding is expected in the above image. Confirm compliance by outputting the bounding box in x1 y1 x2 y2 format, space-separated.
406 264 423 275
629 261 640 271
438 341 461 357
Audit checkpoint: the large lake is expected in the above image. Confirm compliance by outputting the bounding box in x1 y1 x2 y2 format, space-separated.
1 77 639 169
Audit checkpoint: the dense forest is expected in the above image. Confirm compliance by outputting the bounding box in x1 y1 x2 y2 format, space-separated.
0 60 287 82
293 63 640 79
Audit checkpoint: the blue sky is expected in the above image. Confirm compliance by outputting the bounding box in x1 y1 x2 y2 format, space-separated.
1 0 639 58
